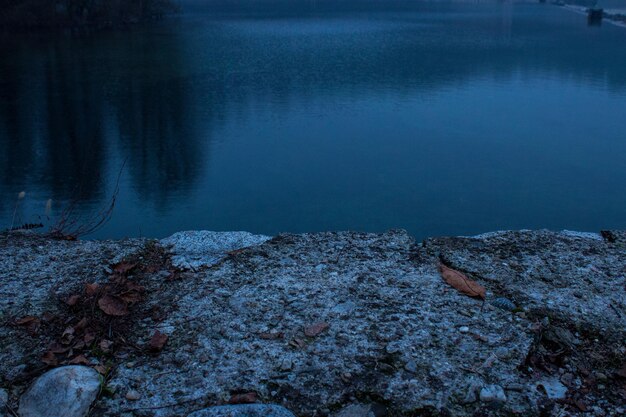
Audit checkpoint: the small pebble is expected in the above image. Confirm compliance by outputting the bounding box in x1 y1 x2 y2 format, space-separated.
404 360 418 374
480 385 507 403
126 390 141 401
459 326 470 333
462 383 480 404
280 358 293 371
491 297 516 311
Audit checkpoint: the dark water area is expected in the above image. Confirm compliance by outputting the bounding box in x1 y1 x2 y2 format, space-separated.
1 1 625 240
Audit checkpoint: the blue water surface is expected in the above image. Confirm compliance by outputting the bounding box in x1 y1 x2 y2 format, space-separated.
1 1 625 239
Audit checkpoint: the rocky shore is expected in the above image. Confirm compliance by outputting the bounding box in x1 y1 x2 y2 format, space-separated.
1 229 625 417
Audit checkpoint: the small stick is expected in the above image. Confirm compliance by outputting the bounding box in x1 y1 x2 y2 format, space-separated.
609 303 623 318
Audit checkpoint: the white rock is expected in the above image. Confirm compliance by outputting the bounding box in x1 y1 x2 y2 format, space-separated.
125 389 141 400
536 378 568 400
160 231 271 270
479 384 507 403
18 366 101 417
279 358 293 371
459 326 470 333
560 230 603 241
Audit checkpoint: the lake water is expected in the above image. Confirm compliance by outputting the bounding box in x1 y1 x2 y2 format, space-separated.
1 0 625 240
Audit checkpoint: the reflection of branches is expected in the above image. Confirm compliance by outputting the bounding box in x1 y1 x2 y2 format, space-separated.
48 160 126 240
10 191 26 231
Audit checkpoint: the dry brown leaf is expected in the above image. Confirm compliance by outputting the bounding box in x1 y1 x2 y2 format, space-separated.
41 311 56 322
259 331 283 340
15 316 39 326
66 295 81 306
228 392 257 404
98 295 129 316
148 330 168 352
61 326 75 344
119 291 142 305
42 351 58 366
69 354 90 365
74 317 88 331
83 331 96 345
72 340 86 350
574 399 588 412
125 282 145 292
93 365 107 375
439 263 486 300
15 316 41 333
62 326 75 337
99 339 113 352
112 262 137 275
304 322 329 337
48 342 70 354
85 283 99 296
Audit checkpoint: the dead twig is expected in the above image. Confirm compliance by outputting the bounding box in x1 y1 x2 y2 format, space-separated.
609 303 623 319
49 159 126 240
460 365 486 377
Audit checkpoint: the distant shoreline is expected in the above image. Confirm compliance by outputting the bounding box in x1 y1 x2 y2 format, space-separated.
559 2 626 28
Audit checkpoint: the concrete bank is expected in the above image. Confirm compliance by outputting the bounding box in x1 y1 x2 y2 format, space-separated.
1 229 625 416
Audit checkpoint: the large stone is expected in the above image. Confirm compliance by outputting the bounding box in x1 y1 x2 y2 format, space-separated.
18 366 101 417
479 385 507 403
186 404 296 417
160 231 271 270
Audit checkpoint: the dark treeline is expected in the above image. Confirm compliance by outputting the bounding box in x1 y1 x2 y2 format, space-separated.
0 0 178 30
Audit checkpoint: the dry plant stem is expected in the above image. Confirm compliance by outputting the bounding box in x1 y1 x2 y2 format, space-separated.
5 404 19 417
10 199 20 231
49 159 126 239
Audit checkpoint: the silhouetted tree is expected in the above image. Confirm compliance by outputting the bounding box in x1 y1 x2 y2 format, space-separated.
0 0 177 30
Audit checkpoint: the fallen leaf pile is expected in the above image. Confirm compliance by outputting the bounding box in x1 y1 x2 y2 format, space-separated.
12 260 152 371
523 322 626 413
11 241 179 380
439 263 486 300
38 261 146 368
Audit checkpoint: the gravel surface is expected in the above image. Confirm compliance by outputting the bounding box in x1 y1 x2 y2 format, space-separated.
1 229 624 417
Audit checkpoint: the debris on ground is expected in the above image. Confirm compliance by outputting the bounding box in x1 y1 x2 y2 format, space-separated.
1 229 624 416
